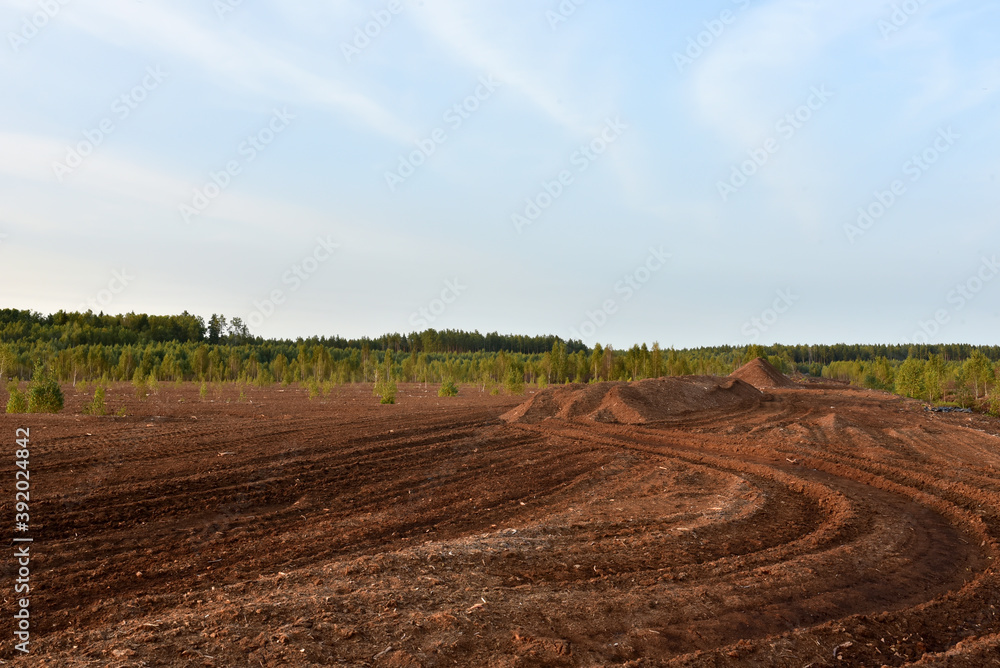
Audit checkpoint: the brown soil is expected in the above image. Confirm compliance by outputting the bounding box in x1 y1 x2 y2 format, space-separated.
501 377 762 425
4 380 1000 666
730 357 799 389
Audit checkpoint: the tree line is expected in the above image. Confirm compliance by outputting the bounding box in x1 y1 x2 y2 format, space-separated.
1 309 998 413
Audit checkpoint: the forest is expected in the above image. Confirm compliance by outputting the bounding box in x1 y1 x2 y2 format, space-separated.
2 308 998 413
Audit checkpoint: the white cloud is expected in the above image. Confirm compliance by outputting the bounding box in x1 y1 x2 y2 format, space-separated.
411 0 597 137
692 0 880 145
58 0 414 141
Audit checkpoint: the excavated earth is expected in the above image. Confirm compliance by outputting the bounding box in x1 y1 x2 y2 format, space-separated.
3 378 1000 667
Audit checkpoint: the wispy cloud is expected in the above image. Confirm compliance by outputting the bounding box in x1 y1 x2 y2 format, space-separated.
692 0 879 146
58 0 414 141
412 0 596 137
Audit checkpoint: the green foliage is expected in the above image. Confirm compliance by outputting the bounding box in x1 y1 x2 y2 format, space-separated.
83 385 108 416
305 377 321 400
964 350 994 399
146 373 160 396
6 381 27 414
199 381 208 400
745 344 768 363
504 365 525 395
438 379 459 397
133 369 147 401
27 366 64 413
373 351 397 404
894 357 925 399
115 406 127 417
989 393 1000 418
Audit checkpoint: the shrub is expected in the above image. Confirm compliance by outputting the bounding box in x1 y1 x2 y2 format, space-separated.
6 381 27 414
199 381 208 400
989 393 1000 418
133 369 147 401
27 367 64 413
373 352 397 404
438 379 459 397
373 371 397 405
504 367 525 396
83 385 108 416
306 377 321 400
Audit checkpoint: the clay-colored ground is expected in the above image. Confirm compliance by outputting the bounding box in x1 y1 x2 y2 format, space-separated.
4 379 1000 666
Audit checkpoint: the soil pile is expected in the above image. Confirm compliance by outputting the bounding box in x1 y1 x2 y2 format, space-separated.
730 357 798 389
501 376 762 425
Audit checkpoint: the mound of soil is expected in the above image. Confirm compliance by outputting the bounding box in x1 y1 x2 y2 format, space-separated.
501 376 763 425
730 357 798 389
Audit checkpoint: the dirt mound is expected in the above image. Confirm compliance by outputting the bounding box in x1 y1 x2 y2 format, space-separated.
501 376 763 425
730 357 798 389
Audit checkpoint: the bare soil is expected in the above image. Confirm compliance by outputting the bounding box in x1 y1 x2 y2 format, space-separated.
4 379 1000 666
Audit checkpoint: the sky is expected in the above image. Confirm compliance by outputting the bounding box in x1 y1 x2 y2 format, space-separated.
0 0 998 349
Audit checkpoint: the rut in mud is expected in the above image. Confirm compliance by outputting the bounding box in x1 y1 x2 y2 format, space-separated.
4 379 1000 666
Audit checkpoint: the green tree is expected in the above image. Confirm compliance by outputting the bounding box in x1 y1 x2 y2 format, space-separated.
373 350 397 404
6 381 27 414
650 342 664 378
964 350 994 399
504 361 525 395
27 366 64 413
83 385 108 416
894 357 925 399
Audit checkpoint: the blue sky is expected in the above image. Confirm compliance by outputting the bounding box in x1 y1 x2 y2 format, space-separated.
0 0 998 348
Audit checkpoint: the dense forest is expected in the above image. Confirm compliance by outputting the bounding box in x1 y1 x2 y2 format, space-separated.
2 309 998 413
